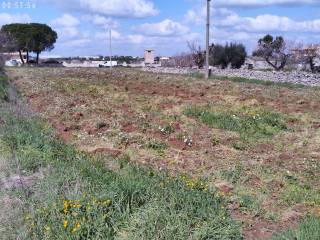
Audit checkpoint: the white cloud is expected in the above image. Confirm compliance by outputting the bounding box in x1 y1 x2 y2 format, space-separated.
128 34 145 44
51 14 80 27
214 0 317 7
185 6 320 34
59 38 91 47
51 14 82 42
0 13 31 26
56 27 80 39
83 15 118 28
188 0 318 8
95 30 121 40
134 19 189 37
36 0 158 18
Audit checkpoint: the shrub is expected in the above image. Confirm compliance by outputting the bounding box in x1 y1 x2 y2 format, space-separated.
210 43 247 69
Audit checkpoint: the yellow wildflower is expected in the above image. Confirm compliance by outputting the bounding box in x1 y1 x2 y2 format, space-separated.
63 220 68 228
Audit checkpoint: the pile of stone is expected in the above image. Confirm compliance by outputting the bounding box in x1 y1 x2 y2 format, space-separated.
142 67 196 75
142 67 320 87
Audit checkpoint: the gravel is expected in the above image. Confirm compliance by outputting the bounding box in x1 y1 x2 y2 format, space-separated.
142 67 320 87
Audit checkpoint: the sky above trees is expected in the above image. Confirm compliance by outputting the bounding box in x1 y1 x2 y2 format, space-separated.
0 0 319 57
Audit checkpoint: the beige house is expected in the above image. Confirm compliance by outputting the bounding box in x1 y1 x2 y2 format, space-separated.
144 49 154 64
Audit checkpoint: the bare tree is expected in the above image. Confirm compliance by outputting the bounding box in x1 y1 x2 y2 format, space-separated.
187 41 205 69
168 53 194 68
292 44 319 73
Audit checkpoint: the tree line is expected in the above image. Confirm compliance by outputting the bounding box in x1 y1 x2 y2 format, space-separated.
0 23 57 64
171 35 319 73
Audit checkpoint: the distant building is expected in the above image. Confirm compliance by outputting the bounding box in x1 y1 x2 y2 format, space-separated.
144 49 154 64
78 55 102 60
244 57 270 70
2 52 27 63
98 61 118 67
62 60 118 68
160 57 170 66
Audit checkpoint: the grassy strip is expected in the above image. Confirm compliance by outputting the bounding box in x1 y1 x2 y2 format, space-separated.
184 105 287 141
0 110 242 238
210 75 307 89
271 216 320 240
0 74 9 101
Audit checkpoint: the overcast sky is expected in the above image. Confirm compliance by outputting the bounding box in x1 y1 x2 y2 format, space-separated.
1 0 320 57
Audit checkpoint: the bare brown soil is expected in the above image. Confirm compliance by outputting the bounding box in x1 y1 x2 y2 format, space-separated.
6 67 320 239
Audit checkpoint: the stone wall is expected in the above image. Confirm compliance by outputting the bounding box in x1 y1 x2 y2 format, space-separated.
142 67 320 87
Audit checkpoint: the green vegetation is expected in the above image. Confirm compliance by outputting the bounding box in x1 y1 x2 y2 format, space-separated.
210 75 306 89
0 75 9 101
185 105 287 141
1 23 57 64
253 34 289 71
219 165 243 185
209 43 247 69
272 216 320 240
0 95 242 239
4 67 320 239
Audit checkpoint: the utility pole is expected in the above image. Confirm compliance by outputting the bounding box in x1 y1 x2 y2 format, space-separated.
205 0 211 79
109 28 113 70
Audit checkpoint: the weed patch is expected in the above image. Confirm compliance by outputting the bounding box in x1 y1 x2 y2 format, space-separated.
210 75 306 89
0 110 242 239
0 75 9 101
272 216 320 240
219 165 244 184
185 105 287 141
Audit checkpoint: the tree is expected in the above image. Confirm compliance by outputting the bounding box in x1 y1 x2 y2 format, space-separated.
0 31 17 69
209 43 247 69
293 45 319 73
1 23 32 64
1 23 57 64
188 41 205 69
29 23 57 64
253 34 290 71
0 31 17 52
171 53 194 68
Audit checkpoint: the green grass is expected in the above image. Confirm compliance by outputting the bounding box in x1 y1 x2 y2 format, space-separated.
0 109 242 239
210 75 306 89
184 105 287 141
272 216 320 240
0 75 9 101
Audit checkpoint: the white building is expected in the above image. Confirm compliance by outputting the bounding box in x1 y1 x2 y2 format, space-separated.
144 49 154 64
62 60 118 68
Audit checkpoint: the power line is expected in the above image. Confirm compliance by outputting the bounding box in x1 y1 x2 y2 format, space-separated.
109 28 112 70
